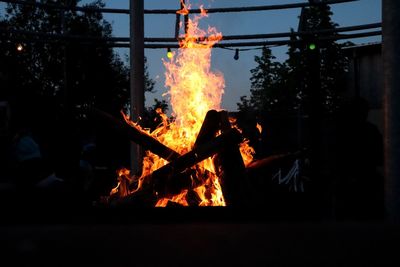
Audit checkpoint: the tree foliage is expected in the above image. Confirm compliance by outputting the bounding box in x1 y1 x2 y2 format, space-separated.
240 46 290 115
238 4 351 116
289 4 351 114
0 0 155 117
0 0 157 179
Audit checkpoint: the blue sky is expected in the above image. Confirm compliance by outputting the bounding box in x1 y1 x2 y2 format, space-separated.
2 0 382 111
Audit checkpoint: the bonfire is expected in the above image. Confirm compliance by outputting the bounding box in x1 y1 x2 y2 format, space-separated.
107 1 255 207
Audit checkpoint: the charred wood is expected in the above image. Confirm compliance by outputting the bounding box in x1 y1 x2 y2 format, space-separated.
186 189 203 206
246 150 305 174
193 110 221 148
89 108 180 161
166 200 185 207
150 128 243 198
186 110 222 205
215 111 248 207
109 185 157 208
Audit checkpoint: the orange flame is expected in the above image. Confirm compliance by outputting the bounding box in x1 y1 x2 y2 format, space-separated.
110 1 255 207
176 0 190 15
156 4 225 207
256 123 262 134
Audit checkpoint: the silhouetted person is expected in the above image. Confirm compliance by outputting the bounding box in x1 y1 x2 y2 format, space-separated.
334 97 383 220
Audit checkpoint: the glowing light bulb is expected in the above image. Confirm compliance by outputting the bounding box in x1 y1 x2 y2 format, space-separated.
308 43 317 50
16 44 24 52
167 48 173 59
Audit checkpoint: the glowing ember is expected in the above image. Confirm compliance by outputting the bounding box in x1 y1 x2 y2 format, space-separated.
256 123 262 134
110 1 255 207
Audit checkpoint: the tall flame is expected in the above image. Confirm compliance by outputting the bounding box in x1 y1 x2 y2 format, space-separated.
111 2 255 207
156 4 225 206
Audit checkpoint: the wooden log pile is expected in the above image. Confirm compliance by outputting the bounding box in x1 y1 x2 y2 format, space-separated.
90 108 305 207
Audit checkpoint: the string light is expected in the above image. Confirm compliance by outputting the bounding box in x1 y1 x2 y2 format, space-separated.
221 45 279 61
167 47 173 59
234 48 239 60
16 43 24 52
308 43 317 50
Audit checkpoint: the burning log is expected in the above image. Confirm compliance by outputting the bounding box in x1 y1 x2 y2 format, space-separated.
186 189 203 206
185 109 221 205
193 110 221 148
110 187 158 208
246 150 306 174
149 128 243 198
166 200 185 207
214 111 248 207
89 108 180 161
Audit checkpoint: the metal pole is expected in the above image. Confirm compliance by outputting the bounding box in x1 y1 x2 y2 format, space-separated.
130 0 145 174
181 0 189 35
60 8 68 109
383 0 400 222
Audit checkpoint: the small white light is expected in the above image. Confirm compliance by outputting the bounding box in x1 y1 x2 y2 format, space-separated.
16 44 24 52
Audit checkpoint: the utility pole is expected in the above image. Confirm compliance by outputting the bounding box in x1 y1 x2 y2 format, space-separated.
383 0 400 222
130 0 145 174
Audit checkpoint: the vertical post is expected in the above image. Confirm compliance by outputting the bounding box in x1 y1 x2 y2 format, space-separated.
182 0 189 35
174 13 181 39
383 0 400 222
130 0 145 174
353 50 360 98
306 36 325 216
61 8 68 109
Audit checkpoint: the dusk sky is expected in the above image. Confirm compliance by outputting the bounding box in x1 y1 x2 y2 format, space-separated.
3 0 382 111
98 0 381 111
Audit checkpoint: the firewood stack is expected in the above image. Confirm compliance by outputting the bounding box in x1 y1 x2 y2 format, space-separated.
89 108 305 207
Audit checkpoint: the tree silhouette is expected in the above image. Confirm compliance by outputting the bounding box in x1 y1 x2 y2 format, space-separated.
0 1 157 191
0 0 155 117
287 4 351 114
237 4 351 116
238 46 288 116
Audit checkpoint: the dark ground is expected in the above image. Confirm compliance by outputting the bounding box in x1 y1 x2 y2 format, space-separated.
1 207 399 267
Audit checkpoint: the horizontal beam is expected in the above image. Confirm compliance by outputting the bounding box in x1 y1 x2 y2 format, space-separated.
0 0 130 14
145 22 381 42
0 27 129 42
0 22 381 44
142 31 381 48
0 0 358 15
145 0 358 14
1 30 381 49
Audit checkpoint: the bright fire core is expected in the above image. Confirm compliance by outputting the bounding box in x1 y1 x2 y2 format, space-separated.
111 2 255 207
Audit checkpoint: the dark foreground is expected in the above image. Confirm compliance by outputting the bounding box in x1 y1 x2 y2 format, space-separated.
1 207 399 267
